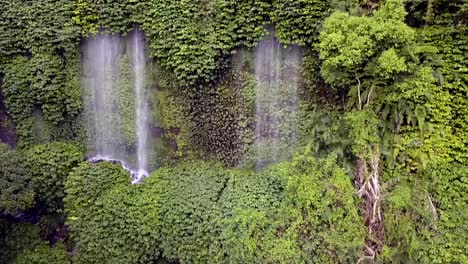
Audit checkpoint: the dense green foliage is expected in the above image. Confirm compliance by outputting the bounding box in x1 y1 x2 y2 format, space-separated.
427 164 468 263
0 0 79 60
0 223 42 264
259 151 365 263
418 26 468 164
151 80 192 160
317 0 466 169
299 106 353 169
64 162 151 263
63 153 366 263
0 0 82 146
151 162 229 263
71 0 145 35
0 142 83 215
65 162 130 214
382 164 468 263
318 0 417 108
118 55 138 147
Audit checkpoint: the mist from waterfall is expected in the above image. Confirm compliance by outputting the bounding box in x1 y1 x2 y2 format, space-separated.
254 30 301 168
82 29 150 182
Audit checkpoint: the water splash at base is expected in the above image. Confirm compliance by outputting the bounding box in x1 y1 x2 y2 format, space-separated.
88 155 149 184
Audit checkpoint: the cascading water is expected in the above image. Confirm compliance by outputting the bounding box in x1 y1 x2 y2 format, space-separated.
82 29 151 183
128 28 150 182
254 30 301 168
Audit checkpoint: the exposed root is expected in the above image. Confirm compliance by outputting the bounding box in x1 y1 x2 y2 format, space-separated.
355 148 383 261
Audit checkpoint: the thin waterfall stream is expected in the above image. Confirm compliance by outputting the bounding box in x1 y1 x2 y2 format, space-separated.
130 29 150 182
82 28 151 183
254 30 301 168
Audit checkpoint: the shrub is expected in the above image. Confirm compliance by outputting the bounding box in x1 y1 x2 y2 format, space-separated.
146 162 229 263
65 161 130 214
264 151 366 263
26 142 84 211
65 154 368 263
13 243 70 264
71 186 158 264
65 161 157 263
65 160 286 263
219 171 282 263
0 143 34 215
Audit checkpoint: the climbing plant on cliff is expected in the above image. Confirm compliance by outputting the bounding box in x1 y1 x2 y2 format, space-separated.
142 0 269 86
117 55 137 147
0 0 79 61
417 26 468 164
71 0 148 35
271 0 333 45
0 0 82 147
2 53 82 147
381 164 468 263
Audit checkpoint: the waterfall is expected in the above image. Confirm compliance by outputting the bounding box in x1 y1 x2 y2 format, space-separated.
82 29 151 182
254 30 301 168
82 34 124 160
128 28 149 182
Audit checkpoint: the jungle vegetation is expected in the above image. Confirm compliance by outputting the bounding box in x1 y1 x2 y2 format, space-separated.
0 0 467 263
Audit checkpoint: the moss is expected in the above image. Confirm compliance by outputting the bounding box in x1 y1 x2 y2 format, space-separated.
117 55 137 147
150 89 192 160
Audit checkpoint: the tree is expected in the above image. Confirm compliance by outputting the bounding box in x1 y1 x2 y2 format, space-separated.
318 0 415 111
317 0 431 259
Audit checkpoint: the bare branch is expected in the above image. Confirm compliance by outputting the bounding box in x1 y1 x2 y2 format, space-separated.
355 71 362 110
428 195 438 221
